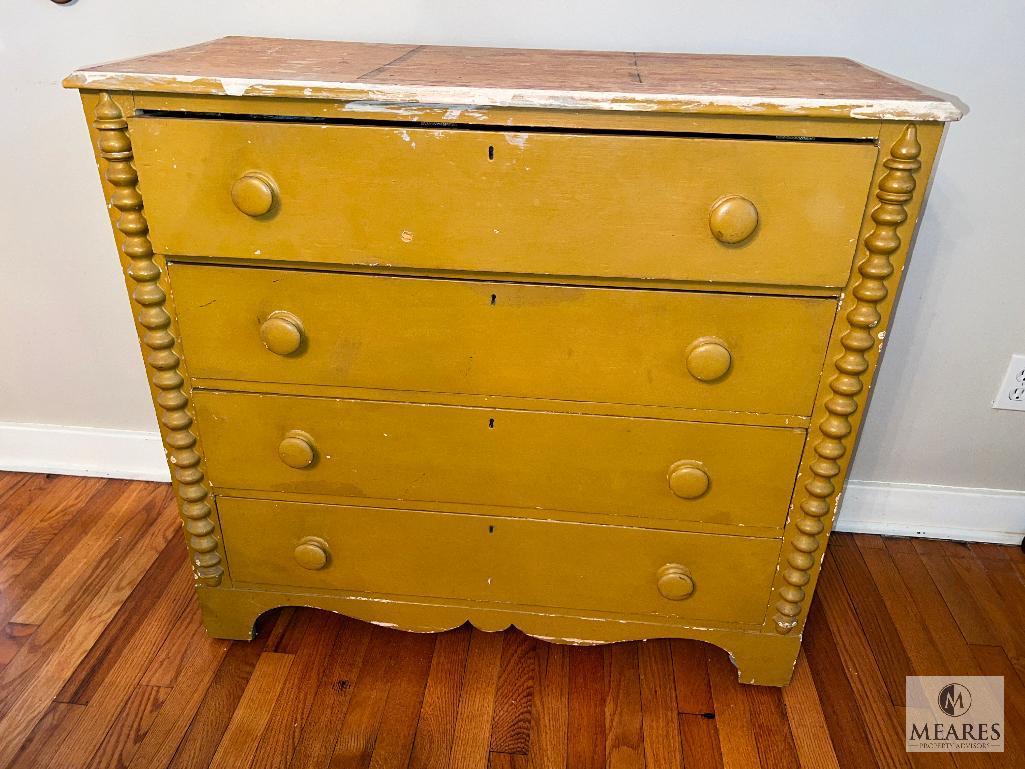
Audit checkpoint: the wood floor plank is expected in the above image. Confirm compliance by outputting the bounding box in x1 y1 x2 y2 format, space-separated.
886 544 984 681
409 626 472 769
267 607 311 655
566 645 606 769
449 629 505 769
853 533 887 550
970 644 1025 760
974 555 1025 655
366 631 437 769
746 685 800 769
288 617 373 769
490 631 537 755
125 624 231 769
801 607 880 769
858 544 947 677
639 639 683 769
525 643 568 769
0 509 178 767
679 713 724 769
5 701 85 769
816 557 912 769
209 652 295 769
706 646 760 769
58 531 187 704
0 487 173 719
250 611 343 769
0 475 105 568
140 600 203 689
85 684 168 769
829 538 915 705
781 651 840 769
166 627 271 769
13 482 161 624
918 553 1000 646
0 623 35 671
0 478 129 622
911 539 973 559
328 625 403 769
47 562 197 769
967 542 1012 561
948 556 1025 677
671 638 714 716
489 753 528 769
0 472 37 514
604 643 643 769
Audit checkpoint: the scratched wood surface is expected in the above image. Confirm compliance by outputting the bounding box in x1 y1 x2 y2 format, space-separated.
1 471 1022 768
63 36 963 121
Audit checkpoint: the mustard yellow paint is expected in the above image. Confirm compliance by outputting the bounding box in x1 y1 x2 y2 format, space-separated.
170 264 836 417
131 117 878 288
192 391 806 530
217 497 781 625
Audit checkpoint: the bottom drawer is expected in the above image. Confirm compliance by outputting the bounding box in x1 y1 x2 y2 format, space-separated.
218 497 781 625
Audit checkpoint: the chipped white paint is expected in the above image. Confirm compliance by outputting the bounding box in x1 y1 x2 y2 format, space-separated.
63 70 964 121
504 132 529 148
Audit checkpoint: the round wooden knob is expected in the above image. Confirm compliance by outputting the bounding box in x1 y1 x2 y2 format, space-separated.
278 430 316 469
260 311 304 356
709 195 758 244
231 172 277 217
657 563 695 600
294 536 330 570
685 337 732 381
668 460 710 499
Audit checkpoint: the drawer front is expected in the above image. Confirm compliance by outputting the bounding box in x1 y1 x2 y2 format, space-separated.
218 497 780 624
194 391 804 529
132 118 877 287
172 264 835 417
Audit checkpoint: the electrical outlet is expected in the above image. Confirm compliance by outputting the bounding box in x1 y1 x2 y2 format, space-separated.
993 354 1025 411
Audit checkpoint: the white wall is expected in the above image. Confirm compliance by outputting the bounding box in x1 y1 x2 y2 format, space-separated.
2 3 1023 502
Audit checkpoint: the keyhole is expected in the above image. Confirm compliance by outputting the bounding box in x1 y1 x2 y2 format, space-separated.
490 294 497 306
488 145 495 160
488 418 495 429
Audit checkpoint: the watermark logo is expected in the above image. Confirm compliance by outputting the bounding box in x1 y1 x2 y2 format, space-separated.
906 676 1003 752
938 682 972 717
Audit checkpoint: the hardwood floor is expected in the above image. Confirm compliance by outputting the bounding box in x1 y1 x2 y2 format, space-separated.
0 471 1022 768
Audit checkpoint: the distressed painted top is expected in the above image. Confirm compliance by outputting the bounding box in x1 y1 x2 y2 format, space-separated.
63 36 963 121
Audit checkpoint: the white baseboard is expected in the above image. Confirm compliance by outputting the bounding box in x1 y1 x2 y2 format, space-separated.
1 422 1022 544
0 422 171 482
836 480 1025 545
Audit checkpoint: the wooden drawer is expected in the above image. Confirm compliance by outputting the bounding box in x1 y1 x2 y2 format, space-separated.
132 117 877 287
194 391 804 529
172 264 835 417
218 497 780 624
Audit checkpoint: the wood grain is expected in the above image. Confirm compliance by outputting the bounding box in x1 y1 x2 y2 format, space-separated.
63 36 964 121
408 626 470 769
0 473 1022 768
249 611 341 769
449 630 505 769
604 643 643 769
289 617 373 769
639 640 683 769
208 651 294 769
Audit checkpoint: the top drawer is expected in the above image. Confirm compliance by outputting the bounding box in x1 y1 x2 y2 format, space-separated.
129 118 877 288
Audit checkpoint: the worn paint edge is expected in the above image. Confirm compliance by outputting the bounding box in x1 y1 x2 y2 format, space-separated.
62 71 964 121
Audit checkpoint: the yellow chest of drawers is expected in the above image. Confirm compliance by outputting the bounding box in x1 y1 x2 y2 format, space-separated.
65 37 961 685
